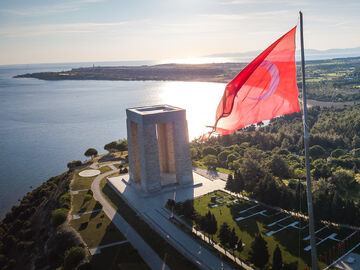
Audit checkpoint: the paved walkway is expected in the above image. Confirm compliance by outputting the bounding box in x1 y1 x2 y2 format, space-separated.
89 240 129 255
108 172 242 270
91 169 170 270
193 167 228 181
72 209 102 220
162 207 253 270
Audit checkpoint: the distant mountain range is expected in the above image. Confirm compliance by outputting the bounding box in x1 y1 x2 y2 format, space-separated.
207 46 360 62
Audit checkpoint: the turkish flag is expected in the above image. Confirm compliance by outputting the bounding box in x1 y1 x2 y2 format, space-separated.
209 27 300 136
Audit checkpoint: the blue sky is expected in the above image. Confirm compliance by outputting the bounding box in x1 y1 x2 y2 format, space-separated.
1 0 360 65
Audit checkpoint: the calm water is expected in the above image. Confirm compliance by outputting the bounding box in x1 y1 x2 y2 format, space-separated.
0 62 224 218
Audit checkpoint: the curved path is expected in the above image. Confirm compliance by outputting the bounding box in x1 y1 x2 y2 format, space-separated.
91 167 170 270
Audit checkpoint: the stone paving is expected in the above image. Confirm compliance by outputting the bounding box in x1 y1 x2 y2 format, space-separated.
107 171 238 270
79 169 100 177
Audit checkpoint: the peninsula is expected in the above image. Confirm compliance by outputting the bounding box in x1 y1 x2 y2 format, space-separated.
14 63 246 83
14 57 360 102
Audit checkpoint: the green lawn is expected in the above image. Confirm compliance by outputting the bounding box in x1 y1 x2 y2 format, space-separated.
71 166 112 190
71 191 102 214
90 243 150 270
188 190 359 269
70 209 125 248
69 165 152 269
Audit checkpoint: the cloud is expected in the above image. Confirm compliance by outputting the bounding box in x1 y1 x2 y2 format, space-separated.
0 0 106 17
220 0 310 6
0 21 128 38
200 10 291 21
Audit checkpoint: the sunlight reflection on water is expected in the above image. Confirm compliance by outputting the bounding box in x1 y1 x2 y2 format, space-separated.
157 81 225 139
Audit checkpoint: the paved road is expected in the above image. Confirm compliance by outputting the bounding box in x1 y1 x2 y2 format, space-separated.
91 169 170 270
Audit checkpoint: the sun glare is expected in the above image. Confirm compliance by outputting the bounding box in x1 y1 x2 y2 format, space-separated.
158 81 225 139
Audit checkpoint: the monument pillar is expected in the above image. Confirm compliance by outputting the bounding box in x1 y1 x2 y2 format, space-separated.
126 105 193 192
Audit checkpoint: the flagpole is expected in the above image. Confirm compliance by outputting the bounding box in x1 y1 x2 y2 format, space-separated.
300 11 318 270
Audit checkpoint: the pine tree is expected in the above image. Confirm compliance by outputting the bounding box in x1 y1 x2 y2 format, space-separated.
219 222 230 247
228 227 238 255
233 170 244 193
249 234 269 268
207 212 218 242
272 245 283 270
225 174 234 191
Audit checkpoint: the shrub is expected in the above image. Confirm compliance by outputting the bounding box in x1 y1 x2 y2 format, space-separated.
50 208 69 227
63 247 85 269
59 193 71 209
203 155 218 169
67 160 82 170
202 146 217 156
120 167 128 174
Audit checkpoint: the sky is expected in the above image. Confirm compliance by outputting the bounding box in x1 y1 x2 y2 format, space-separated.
1 0 360 65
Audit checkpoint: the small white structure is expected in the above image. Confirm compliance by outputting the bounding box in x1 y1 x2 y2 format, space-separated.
126 105 193 192
79 169 100 177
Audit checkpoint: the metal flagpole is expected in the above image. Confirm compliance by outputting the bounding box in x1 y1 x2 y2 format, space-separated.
299 11 318 270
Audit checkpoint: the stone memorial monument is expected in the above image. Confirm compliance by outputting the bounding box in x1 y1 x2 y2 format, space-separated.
126 105 193 192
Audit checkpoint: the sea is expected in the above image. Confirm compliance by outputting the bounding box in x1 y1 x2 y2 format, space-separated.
0 61 225 218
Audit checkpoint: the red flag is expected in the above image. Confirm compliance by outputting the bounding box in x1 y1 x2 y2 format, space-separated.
208 26 300 136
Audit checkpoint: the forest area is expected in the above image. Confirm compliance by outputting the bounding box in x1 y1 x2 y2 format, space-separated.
191 105 360 226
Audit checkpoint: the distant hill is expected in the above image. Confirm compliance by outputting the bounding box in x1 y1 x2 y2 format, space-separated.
208 46 360 62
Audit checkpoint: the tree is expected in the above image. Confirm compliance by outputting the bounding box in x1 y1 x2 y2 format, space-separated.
202 146 217 156
218 150 232 167
84 148 98 159
268 154 289 179
330 148 345 158
273 245 283 270
104 139 128 153
63 246 85 270
104 141 117 153
311 158 331 180
67 160 82 170
249 234 269 268
240 157 264 190
226 153 238 167
228 228 238 255
233 170 245 193
190 147 199 160
332 168 355 189
203 155 218 170
50 208 68 227
219 222 231 248
309 145 326 159
205 211 217 242
225 174 234 191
